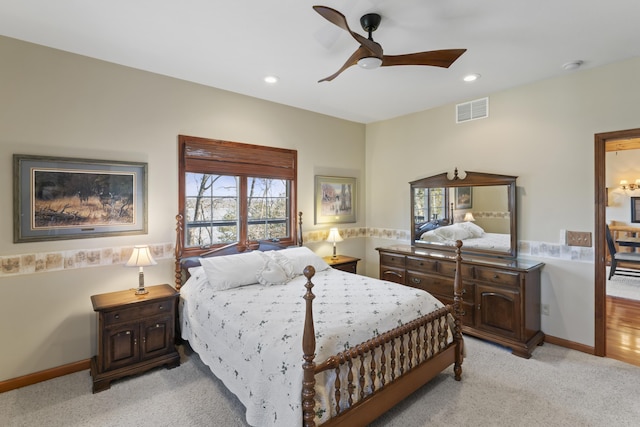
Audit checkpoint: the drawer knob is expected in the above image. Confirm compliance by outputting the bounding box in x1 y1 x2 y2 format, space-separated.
459 310 466 316
410 277 421 284
159 305 163 310
114 314 120 319
461 289 467 295
493 274 499 279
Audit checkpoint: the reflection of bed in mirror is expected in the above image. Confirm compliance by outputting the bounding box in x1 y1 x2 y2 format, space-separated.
411 169 517 258
418 222 511 252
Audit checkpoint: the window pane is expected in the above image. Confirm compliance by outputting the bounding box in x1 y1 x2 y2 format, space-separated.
184 173 238 247
247 177 290 240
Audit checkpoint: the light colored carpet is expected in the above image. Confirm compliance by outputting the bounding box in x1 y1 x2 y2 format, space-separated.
2 337 639 427
607 267 640 300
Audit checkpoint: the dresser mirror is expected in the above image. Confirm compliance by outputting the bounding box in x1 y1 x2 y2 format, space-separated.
411 169 517 258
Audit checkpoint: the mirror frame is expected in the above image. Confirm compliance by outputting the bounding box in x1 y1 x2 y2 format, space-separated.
410 169 517 258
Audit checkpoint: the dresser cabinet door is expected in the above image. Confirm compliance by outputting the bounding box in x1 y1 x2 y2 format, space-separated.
475 284 521 339
104 321 140 371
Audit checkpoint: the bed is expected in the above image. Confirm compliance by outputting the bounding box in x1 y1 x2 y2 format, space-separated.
174 214 464 427
418 222 511 252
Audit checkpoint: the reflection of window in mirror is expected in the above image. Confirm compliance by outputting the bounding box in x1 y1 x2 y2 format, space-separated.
414 187 447 224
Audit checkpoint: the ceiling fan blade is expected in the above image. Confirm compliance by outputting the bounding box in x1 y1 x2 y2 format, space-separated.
313 6 381 56
319 46 369 82
381 49 467 68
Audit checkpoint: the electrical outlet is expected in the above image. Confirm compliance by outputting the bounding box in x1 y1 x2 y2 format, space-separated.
566 231 592 247
541 304 549 316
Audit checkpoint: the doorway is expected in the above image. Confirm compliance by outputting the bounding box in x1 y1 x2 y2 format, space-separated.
595 128 640 363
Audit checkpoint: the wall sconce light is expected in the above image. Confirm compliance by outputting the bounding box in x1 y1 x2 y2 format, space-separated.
326 228 343 259
125 245 157 295
463 212 476 222
620 179 640 190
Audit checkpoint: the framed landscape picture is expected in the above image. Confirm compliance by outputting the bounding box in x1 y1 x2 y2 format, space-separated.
314 175 357 224
13 154 147 242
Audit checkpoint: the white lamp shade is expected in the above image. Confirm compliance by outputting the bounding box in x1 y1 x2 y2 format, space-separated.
125 245 157 267
327 228 343 243
463 212 476 222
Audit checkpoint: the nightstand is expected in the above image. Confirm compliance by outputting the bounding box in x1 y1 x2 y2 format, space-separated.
90 284 180 393
323 255 360 274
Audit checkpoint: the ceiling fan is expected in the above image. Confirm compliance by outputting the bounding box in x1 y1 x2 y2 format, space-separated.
313 5 467 82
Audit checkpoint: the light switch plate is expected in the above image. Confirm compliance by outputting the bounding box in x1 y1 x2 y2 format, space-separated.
566 231 592 247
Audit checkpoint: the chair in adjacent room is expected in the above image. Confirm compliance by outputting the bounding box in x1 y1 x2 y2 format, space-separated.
605 224 640 279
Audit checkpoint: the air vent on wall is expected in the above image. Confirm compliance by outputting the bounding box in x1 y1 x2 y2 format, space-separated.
456 97 489 123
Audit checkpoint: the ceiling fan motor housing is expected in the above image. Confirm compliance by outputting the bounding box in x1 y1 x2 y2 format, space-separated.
360 13 381 34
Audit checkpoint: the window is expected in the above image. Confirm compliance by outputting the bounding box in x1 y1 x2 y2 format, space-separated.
178 135 297 256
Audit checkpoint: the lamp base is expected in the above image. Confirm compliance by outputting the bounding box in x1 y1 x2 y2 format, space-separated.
135 287 149 295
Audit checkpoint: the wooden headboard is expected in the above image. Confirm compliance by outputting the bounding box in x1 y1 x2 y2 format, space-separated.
174 212 304 289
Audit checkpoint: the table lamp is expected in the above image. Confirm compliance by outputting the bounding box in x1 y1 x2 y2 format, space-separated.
327 228 343 259
125 245 157 295
463 212 476 222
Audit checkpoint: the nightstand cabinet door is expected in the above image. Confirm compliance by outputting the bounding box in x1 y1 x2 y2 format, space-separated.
103 321 139 371
141 316 174 360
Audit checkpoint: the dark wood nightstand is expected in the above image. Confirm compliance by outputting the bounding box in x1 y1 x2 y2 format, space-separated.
90 284 180 393
324 255 360 274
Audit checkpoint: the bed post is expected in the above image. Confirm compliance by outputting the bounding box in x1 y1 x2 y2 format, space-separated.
298 211 304 246
301 265 317 427
453 240 464 381
175 214 184 290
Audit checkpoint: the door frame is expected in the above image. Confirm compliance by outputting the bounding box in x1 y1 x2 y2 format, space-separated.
594 127 640 356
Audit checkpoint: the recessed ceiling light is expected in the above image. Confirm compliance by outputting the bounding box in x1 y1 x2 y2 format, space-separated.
463 73 481 82
562 60 583 71
264 75 279 84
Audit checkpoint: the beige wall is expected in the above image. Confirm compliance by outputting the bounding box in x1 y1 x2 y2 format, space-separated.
365 56 640 347
0 36 366 381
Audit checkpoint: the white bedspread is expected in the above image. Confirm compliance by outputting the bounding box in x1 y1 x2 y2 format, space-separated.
179 267 444 426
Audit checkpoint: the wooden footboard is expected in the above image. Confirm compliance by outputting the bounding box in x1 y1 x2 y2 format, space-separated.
301 242 465 427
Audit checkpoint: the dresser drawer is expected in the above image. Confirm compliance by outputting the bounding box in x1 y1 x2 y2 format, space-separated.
439 260 474 278
104 300 174 325
380 253 406 268
475 267 520 287
380 266 405 284
406 272 474 301
406 256 438 273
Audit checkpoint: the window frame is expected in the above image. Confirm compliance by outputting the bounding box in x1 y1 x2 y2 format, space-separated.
178 135 297 257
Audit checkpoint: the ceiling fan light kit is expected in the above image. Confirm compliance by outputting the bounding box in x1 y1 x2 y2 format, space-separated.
357 57 382 69
313 5 466 82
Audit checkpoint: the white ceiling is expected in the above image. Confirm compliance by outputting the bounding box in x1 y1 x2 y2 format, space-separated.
2 0 639 124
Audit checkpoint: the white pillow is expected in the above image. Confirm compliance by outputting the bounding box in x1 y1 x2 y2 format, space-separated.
256 256 290 286
278 246 330 276
433 223 473 240
263 250 296 279
199 251 265 291
459 221 485 237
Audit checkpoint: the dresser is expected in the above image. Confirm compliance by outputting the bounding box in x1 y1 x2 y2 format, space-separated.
377 245 544 358
90 284 181 392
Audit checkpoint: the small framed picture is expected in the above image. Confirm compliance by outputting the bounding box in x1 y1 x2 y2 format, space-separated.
314 175 356 224
455 186 472 209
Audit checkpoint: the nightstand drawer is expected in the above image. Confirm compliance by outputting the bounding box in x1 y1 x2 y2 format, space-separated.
104 300 173 326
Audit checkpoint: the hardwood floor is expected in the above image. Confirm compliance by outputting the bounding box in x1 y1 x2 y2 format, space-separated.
606 296 640 367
